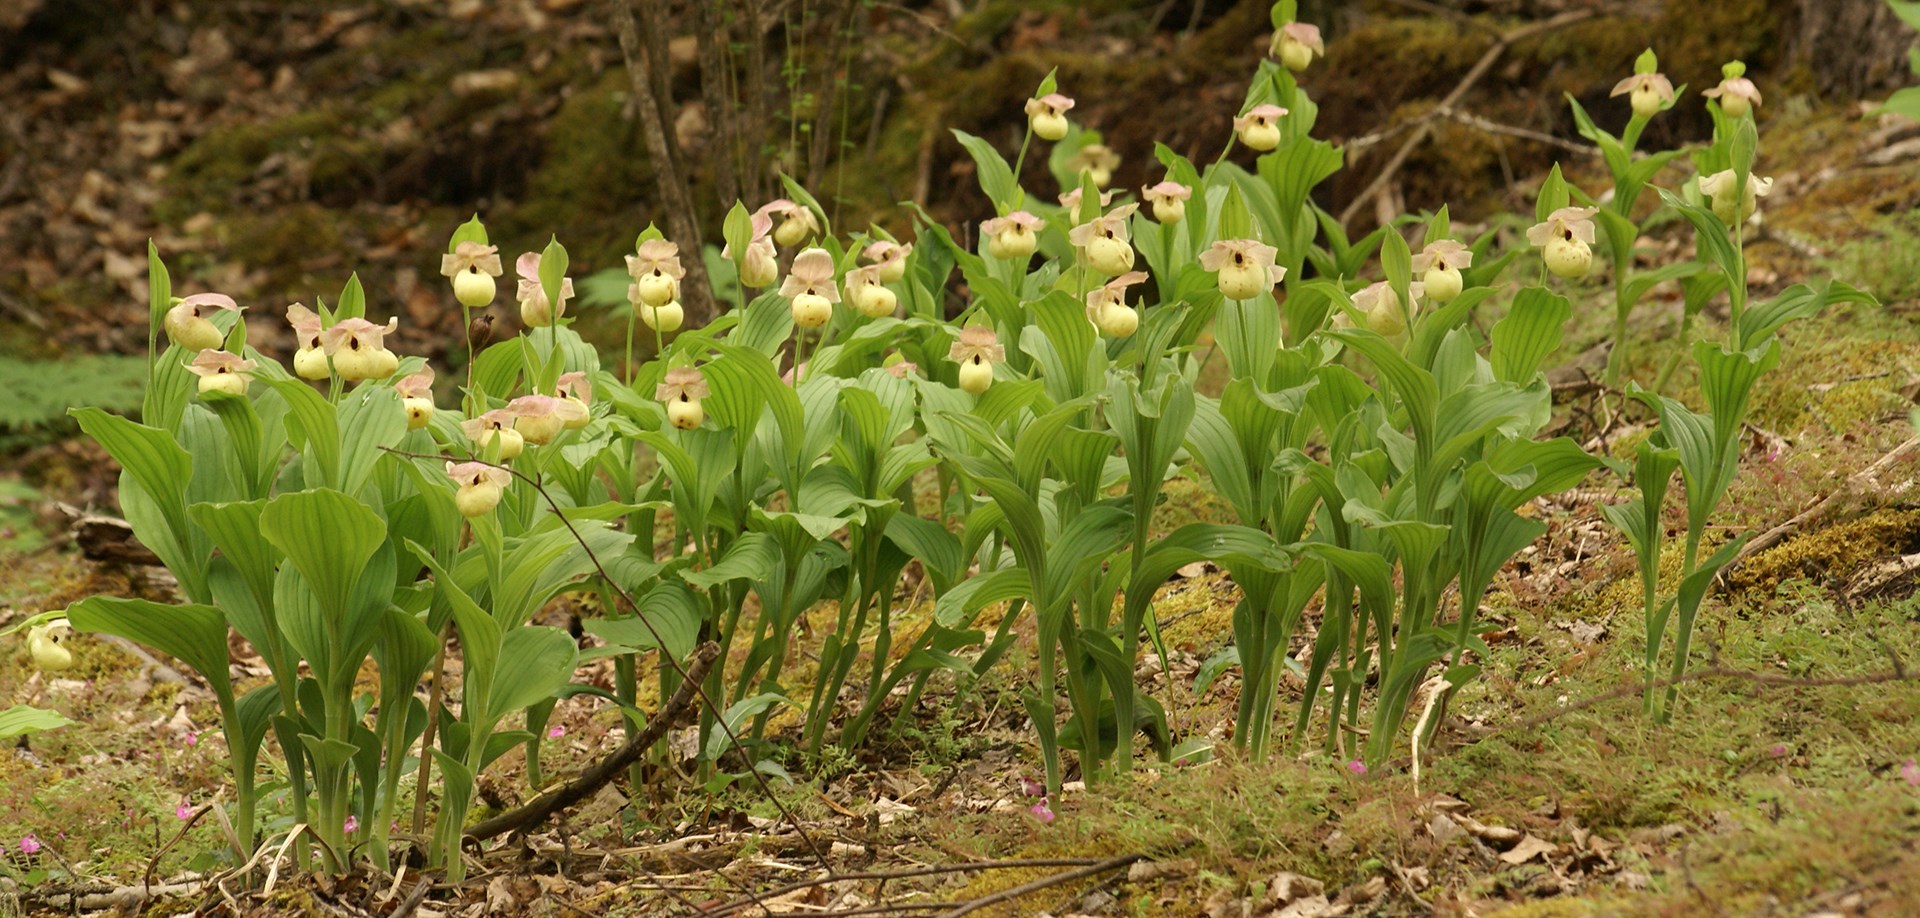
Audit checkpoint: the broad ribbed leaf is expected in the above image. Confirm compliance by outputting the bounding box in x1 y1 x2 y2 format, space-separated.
583 582 700 660
259 489 386 642
683 531 781 589
704 693 790 760
68 597 232 701
0 705 77 739
263 378 340 488
491 627 578 723
886 514 965 592
952 129 1017 211
1490 287 1571 383
933 566 1031 628
337 386 407 496
1328 329 1437 447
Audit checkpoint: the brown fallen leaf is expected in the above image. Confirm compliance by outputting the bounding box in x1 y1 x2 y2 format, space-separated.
1499 834 1557 866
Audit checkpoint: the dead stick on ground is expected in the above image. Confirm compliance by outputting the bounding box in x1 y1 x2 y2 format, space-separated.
467 642 720 841
1336 8 1597 228
1727 435 1920 566
939 855 1144 917
705 858 1123 918
1468 665 1920 738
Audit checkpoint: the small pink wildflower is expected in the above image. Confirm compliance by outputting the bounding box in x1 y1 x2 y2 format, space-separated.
1020 776 1045 798
1768 743 1788 757
1029 799 1055 823
342 815 359 834
175 800 193 820
19 834 41 855
184 730 198 747
1346 758 1367 776
548 724 566 739
1902 760 1920 787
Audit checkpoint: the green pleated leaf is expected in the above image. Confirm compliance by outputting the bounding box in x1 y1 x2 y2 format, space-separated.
258 489 387 645
337 386 407 497
490 626 578 723
1490 287 1571 384
583 582 701 660
0 705 78 740
68 597 232 701
933 565 1031 628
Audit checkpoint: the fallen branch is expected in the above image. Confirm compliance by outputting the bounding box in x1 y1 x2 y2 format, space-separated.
1336 8 1598 228
1466 664 1920 739
939 854 1143 917
1727 435 1920 567
704 857 1129 918
466 642 720 841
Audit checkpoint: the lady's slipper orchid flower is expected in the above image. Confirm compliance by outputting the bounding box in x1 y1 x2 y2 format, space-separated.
1270 21 1324 72
163 293 241 353
625 238 686 308
1354 280 1424 337
1703 62 1761 118
724 211 781 288
508 394 587 446
185 349 257 398
948 325 1004 395
1698 169 1773 224
632 294 683 332
461 409 525 460
441 241 504 308
1067 144 1120 187
515 251 574 328
757 199 821 248
780 247 840 329
1058 187 1116 225
1199 239 1286 301
862 240 912 283
1410 239 1472 303
320 316 401 380
656 366 709 430
1526 207 1598 279
1233 104 1288 152
844 264 897 319
396 367 435 430
1024 92 1075 142
1085 271 1147 338
286 303 330 380
555 371 593 429
983 211 1045 260
27 618 74 672
1141 180 1191 225
1611 71 1675 119
446 461 510 518
1068 203 1139 276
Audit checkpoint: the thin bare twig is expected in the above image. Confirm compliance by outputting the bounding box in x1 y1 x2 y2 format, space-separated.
466 643 720 841
379 447 836 880
705 858 1125 918
1337 8 1599 227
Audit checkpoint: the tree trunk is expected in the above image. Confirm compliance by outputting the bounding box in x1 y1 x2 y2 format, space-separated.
1787 0 1915 99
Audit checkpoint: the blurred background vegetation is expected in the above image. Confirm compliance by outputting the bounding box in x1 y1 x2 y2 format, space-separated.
0 0 1912 434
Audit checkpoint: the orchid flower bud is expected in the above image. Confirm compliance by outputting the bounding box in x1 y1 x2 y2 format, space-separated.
555 371 593 429
844 265 897 319
862 240 912 284
514 252 574 328
1703 62 1761 118
1024 93 1075 142
286 303 331 380
462 409 525 460
1269 21 1325 72
948 326 1004 395
185 349 256 398
1527 207 1599 279
656 366 709 430
1355 280 1423 337
1233 104 1288 152
446 461 510 518
1611 51 1675 119
1085 271 1146 338
320 316 400 381
28 618 74 672
1141 181 1191 225
1699 169 1774 224
396 367 435 430
441 241 504 308
1410 239 1472 303
163 293 241 353
1067 204 1138 276
982 211 1045 260
781 248 840 329
508 394 587 446
1068 144 1120 188
1199 239 1286 301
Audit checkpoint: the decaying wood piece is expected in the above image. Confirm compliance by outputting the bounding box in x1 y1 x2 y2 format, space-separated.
61 505 163 566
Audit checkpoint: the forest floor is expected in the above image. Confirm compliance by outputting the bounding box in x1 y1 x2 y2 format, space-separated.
5 2 1920 917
